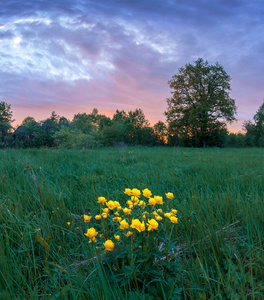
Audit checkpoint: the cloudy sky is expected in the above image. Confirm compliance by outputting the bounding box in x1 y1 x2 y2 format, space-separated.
0 0 263 132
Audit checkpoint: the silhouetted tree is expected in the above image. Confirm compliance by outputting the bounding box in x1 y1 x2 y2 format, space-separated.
153 121 167 145
21 116 36 125
0 101 14 144
165 58 237 147
72 113 93 133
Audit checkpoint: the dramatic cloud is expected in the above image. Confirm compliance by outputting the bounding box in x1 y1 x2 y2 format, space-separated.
0 0 263 131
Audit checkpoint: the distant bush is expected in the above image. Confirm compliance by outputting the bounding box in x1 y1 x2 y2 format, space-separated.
53 126 102 149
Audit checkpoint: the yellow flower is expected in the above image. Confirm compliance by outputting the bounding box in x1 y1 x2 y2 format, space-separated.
114 201 121 208
95 214 102 220
117 206 122 211
157 209 163 214
147 219 159 231
124 188 132 196
166 193 174 199
141 221 146 231
67 222 70 225
131 188 141 197
148 198 156 205
164 213 172 218
84 215 92 223
104 240 115 251
142 188 152 198
106 200 117 210
98 197 107 204
127 200 133 206
119 219 129 230
142 215 146 220
114 234 121 241
123 207 132 215
102 208 109 214
154 196 163 205
114 212 120 216
131 196 139 203
131 219 145 232
152 211 158 216
171 209 178 215
102 213 108 219
125 231 133 237
155 215 162 221
139 201 146 209
84 227 98 239
170 216 178 223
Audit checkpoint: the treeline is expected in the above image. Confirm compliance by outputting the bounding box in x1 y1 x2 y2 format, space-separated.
0 101 263 148
1 107 168 148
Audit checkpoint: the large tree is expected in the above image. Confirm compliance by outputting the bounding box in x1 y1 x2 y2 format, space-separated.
0 101 14 143
165 58 237 147
0 101 14 124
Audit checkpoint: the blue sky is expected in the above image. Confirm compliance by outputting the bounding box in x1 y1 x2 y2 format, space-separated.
0 0 263 131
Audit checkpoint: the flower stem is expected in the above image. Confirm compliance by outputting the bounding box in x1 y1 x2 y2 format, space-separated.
165 224 174 278
131 232 139 290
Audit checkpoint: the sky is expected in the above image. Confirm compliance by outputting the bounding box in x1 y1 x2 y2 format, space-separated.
0 0 263 132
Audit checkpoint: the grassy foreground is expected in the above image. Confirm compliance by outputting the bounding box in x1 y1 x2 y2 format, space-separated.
0 147 263 299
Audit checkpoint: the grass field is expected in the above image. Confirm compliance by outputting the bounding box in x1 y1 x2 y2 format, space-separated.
0 147 263 299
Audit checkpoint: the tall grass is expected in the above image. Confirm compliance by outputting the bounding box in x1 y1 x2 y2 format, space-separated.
0 147 263 299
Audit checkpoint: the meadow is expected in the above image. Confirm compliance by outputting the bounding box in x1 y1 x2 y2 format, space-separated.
0 147 263 299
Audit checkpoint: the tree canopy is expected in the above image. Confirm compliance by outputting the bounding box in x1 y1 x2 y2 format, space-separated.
0 101 14 144
165 58 237 147
0 101 14 124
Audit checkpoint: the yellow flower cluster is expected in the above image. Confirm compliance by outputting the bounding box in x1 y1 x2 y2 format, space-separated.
83 190 178 251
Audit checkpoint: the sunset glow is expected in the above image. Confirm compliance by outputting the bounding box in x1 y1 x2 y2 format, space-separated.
1 0 263 132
